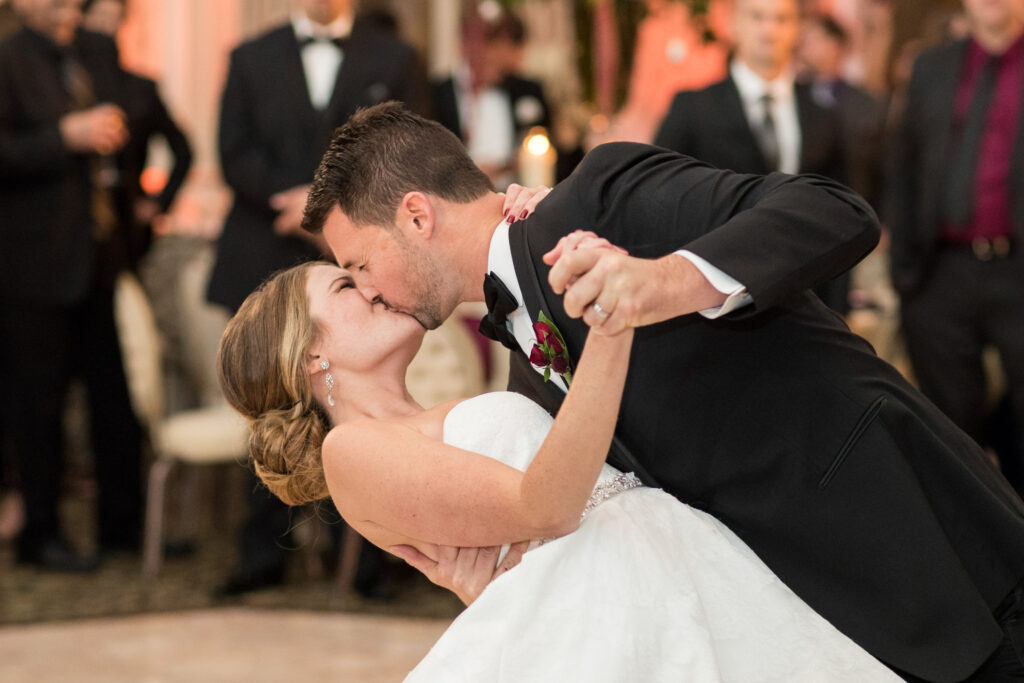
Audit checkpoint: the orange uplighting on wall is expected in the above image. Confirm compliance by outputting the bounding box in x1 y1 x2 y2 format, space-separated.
140 167 169 196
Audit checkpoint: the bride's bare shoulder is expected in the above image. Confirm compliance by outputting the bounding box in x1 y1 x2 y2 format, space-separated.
322 398 469 461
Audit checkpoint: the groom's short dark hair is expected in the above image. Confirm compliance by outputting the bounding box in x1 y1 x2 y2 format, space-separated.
302 102 493 234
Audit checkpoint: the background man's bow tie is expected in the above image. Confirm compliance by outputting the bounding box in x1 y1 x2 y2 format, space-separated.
298 35 348 50
479 272 520 352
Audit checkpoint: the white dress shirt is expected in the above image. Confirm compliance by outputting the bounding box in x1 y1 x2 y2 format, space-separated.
487 221 753 394
293 12 352 111
730 59 801 175
453 64 514 169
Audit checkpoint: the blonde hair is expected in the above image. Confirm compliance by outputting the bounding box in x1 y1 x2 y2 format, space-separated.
218 262 333 506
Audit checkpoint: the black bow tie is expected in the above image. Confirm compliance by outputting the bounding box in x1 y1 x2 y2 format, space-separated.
479 272 521 352
298 35 347 50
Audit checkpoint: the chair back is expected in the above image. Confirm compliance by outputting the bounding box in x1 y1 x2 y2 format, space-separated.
175 245 232 406
114 271 166 435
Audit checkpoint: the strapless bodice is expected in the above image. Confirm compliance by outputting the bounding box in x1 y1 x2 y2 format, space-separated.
442 391 625 487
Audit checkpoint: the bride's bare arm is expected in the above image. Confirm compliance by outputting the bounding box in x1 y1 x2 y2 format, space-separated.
323 328 634 548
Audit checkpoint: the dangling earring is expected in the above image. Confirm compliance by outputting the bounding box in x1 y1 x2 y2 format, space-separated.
320 360 335 407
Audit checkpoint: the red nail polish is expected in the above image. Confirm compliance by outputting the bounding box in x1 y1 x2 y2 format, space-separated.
520 210 528 220
508 215 516 224
503 208 509 219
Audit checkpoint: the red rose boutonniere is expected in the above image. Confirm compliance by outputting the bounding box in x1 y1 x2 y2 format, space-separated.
529 311 573 386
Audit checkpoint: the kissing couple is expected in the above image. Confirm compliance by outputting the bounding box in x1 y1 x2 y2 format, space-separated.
218 103 1024 682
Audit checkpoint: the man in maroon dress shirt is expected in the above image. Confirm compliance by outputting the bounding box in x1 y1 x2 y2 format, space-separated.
889 0 1024 507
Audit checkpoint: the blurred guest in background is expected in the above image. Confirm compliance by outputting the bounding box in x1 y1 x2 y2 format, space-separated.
81 0 192 270
800 13 887 210
432 10 551 190
654 0 850 314
614 0 728 144
206 0 428 597
0 0 143 571
888 0 1024 492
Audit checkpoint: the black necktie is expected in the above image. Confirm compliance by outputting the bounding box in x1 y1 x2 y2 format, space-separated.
756 93 780 173
479 272 521 352
944 56 999 228
62 54 117 241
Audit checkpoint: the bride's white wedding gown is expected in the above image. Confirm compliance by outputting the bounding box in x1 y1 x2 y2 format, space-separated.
405 392 899 682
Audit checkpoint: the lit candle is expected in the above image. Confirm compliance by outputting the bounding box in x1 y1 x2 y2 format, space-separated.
517 126 557 189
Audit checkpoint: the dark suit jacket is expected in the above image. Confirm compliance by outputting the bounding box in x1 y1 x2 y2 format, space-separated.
888 39 1024 296
207 17 429 312
432 73 552 151
0 27 125 305
118 71 193 267
655 75 846 181
506 142 1024 682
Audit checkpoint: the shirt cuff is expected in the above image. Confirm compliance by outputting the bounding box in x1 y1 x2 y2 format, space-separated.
673 250 752 319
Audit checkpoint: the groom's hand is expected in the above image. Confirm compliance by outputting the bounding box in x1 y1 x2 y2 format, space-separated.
546 248 727 335
388 542 529 606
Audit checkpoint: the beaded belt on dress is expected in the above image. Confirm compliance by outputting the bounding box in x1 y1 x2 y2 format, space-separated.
535 472 643 548
580 472 643 522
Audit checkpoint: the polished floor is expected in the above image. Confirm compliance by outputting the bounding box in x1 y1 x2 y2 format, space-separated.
0 467 463 682
0 608 450 682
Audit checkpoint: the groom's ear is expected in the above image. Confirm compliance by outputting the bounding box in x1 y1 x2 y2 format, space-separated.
397 192 435 241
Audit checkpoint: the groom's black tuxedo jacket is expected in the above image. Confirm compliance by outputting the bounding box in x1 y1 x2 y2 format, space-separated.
506 143 1024 682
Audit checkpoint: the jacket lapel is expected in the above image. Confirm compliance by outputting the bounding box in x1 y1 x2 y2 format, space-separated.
279 30 321 135
321 39 357 128
934 43 964 159
924 41 968 240
1012 68 1024 235
507 220 569 408
795 83 818 172
720 77 770 174
507 220 660 486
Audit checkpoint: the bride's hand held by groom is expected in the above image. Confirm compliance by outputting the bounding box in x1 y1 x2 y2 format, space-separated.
388 541 531 606
544 237 729 335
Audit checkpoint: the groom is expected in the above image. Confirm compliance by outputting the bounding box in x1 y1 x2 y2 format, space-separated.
301 103 1024 682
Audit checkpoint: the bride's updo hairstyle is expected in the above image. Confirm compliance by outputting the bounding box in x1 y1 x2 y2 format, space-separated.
218 261 333 506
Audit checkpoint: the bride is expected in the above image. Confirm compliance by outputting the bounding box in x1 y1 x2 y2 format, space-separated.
217 257 899 682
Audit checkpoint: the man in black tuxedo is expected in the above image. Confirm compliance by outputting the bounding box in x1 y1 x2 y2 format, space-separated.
431 11 551 189
206 0 427 596
889 0 1024 495
654 0 850 314
303 103 1024 682
0 0 143 570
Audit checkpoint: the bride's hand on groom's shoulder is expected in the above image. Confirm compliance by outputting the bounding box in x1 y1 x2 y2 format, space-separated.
388 542 529 606
502 184 551 223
